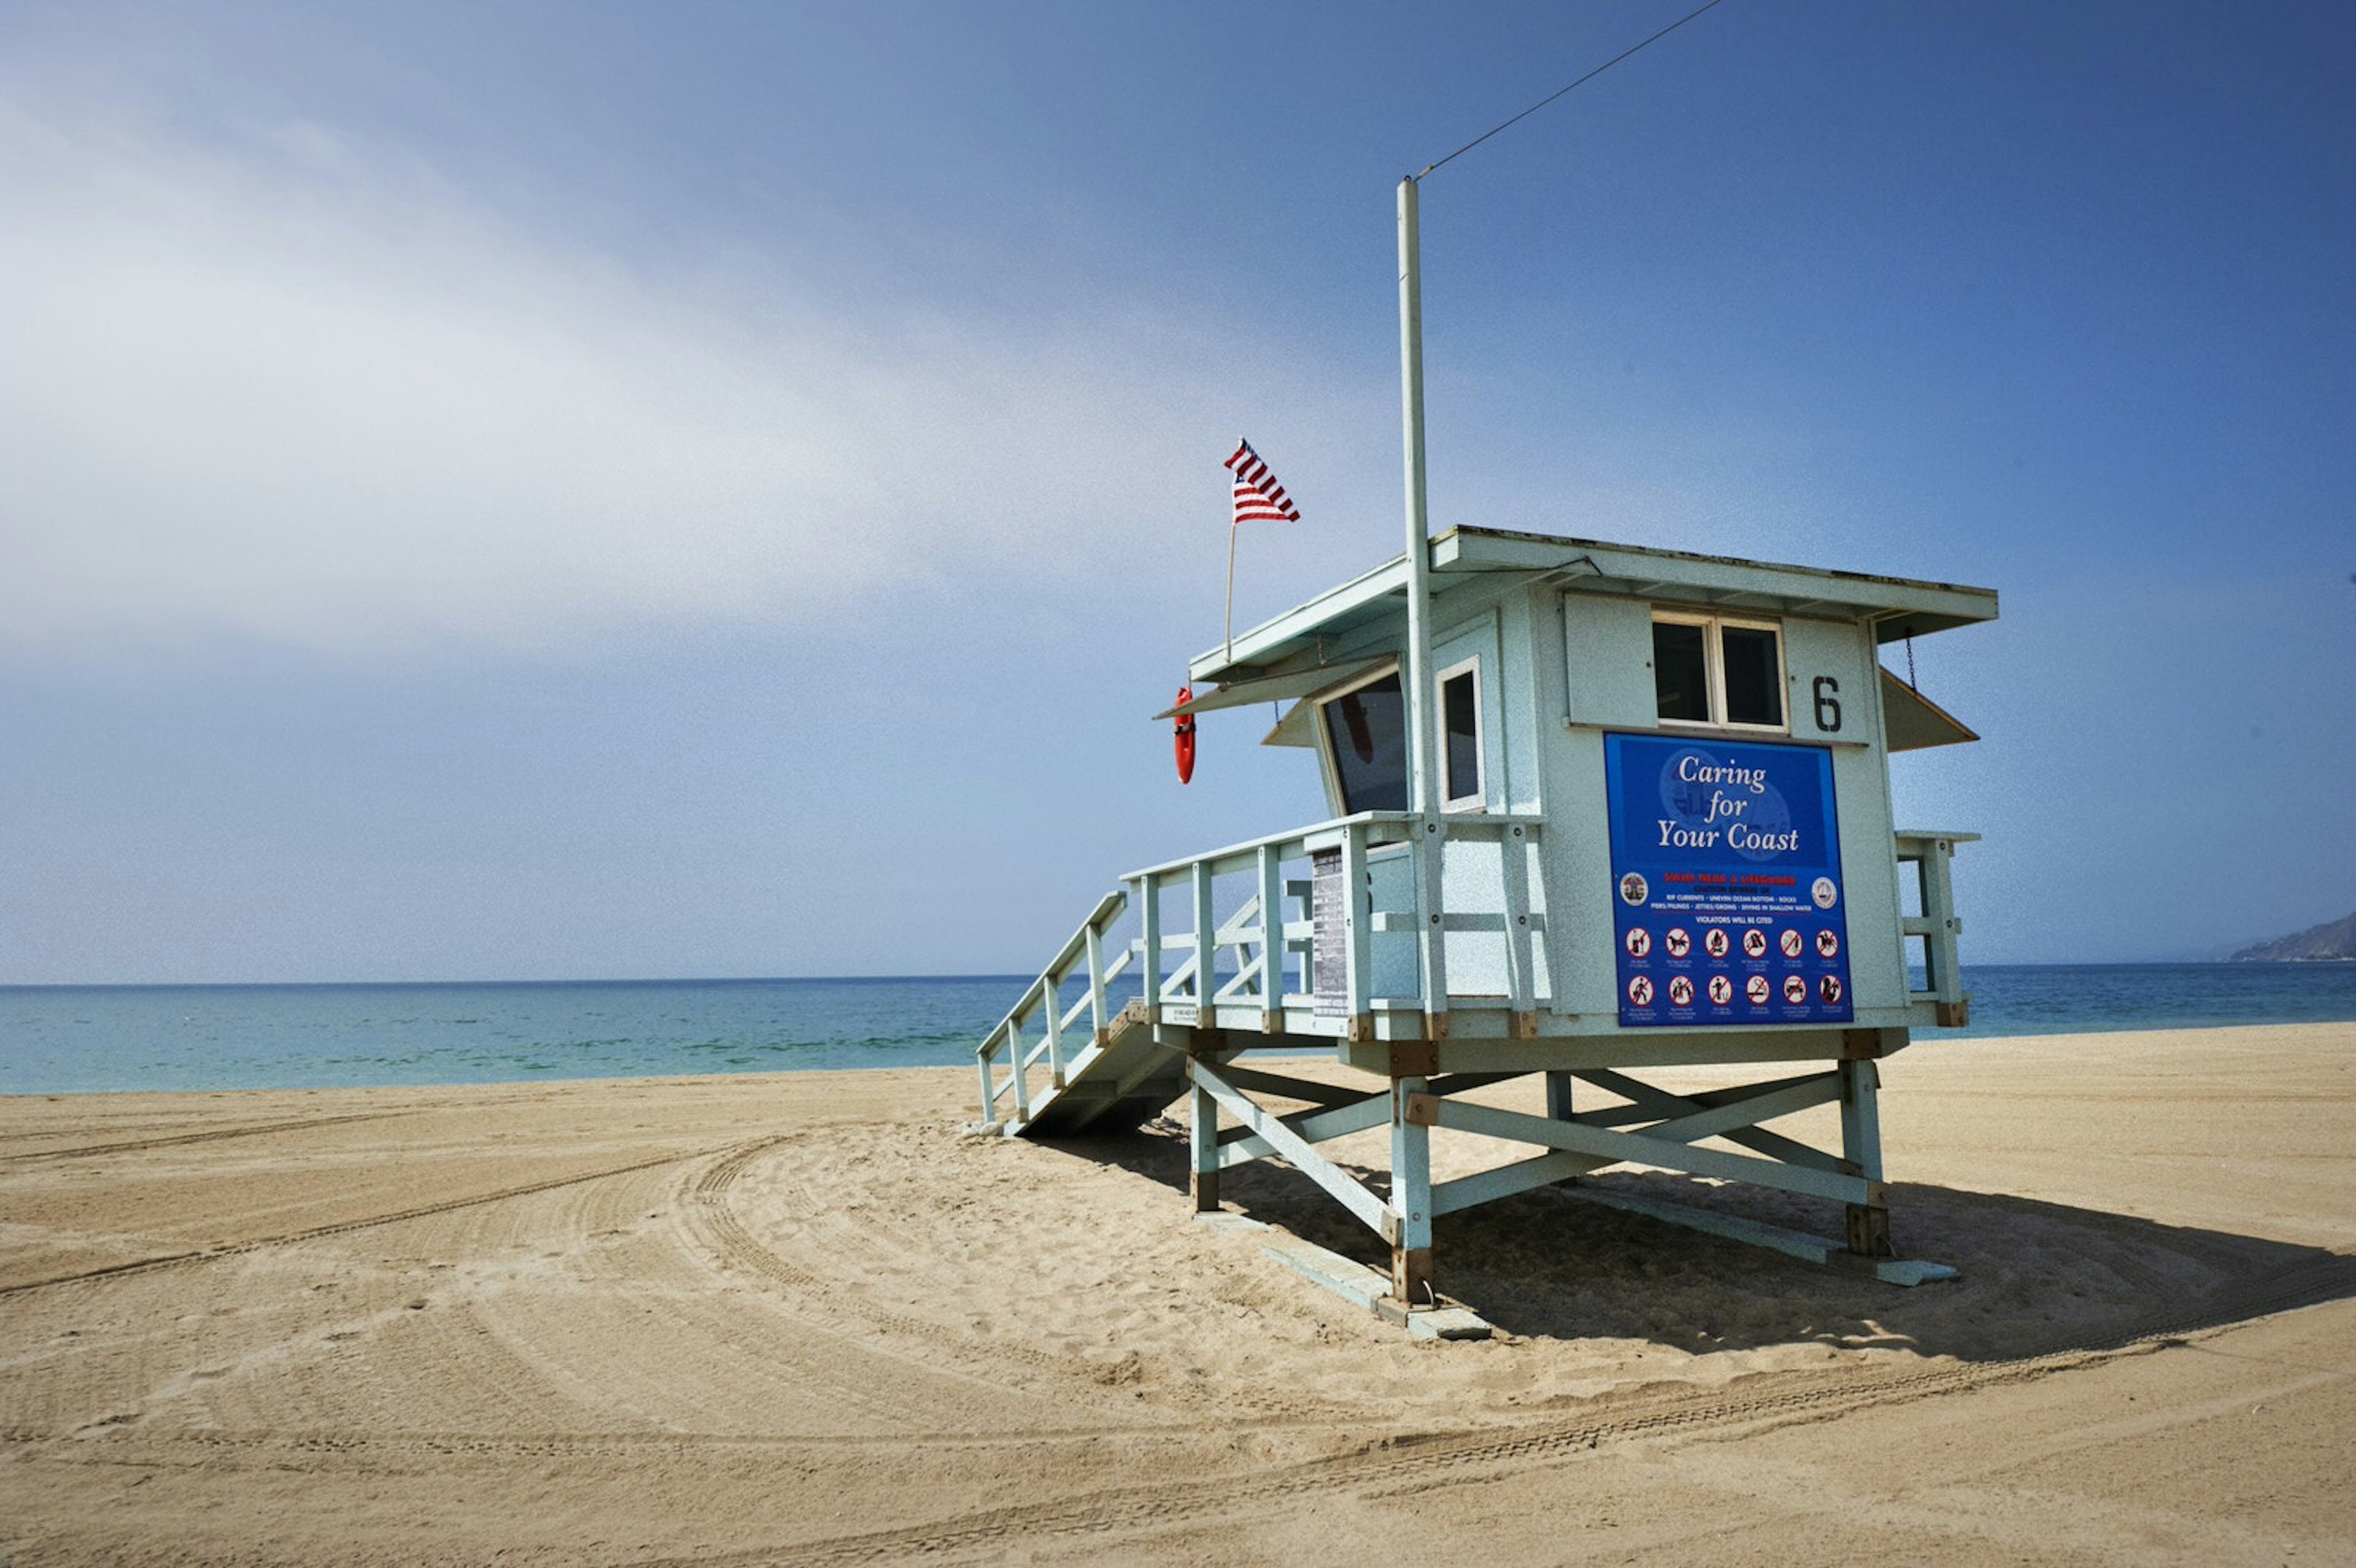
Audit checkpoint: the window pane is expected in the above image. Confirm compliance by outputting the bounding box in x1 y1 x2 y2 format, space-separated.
1442 669 1480 803
1653 621 1710 721
1722 626 1784 726
1322 674 1408 812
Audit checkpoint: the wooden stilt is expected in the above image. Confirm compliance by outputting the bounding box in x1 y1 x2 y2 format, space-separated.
1389 1072 1434 1303
1845 1202 1893 1258
1544 1069 1574 1123
1188 1061 1220 1213
1839 1057 1892 1256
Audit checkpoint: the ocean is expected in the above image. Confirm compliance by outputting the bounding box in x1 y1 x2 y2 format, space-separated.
3 964 2352 1097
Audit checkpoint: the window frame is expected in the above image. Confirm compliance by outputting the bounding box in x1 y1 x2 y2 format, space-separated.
1652 610 1790 735
1434 654 1486 814
1311 659 1406 816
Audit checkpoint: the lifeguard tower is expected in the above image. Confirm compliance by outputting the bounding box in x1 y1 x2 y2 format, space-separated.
974 181 1998 1331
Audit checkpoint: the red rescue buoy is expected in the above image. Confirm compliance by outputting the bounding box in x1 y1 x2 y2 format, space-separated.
1173 685 1197 785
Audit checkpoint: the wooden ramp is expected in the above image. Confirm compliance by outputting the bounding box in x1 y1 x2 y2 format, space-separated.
1005 998 1185 1137
974 888 1190 1139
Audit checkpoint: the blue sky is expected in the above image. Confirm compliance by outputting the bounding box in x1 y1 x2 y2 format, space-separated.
2 0 2349 982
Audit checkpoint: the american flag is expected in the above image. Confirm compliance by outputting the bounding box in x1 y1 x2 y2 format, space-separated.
1224 439 1301 525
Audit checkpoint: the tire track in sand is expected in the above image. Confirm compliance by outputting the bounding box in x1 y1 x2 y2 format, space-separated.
683 1138 1091 1407
684 1136 1367 1429
690 1139 1070 1370
0 1110 422 1164
650 1247 2356 1567
442 1143 944 1436
0 1144 725 1298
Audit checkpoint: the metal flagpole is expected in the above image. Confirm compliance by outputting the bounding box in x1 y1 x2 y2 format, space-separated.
1390 173 1448 1306
1396 174 1449 1040
1385 176 1442 984
1224 519 1239 661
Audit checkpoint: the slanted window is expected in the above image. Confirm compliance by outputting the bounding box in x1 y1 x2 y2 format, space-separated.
1652 613 1787 732
1438 656 1484 812
1719 624 1784 727
1319 670 1407 813
1651 620 1711 722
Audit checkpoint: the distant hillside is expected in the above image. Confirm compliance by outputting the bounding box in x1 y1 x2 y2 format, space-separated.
2231 911 2356 963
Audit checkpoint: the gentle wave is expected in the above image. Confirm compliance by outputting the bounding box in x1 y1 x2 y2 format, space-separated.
2 966 2351 1096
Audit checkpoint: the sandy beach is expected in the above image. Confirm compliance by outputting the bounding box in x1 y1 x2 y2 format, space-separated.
2 1021 2349 1565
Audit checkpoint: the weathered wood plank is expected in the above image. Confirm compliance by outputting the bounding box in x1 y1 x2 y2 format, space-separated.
1431 1150 1601 1217
1193 1062 1390 1236
1215 1092 1392 1167
1430 1098 1872 1207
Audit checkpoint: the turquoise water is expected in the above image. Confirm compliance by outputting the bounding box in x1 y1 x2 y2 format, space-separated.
3 964 2352 1096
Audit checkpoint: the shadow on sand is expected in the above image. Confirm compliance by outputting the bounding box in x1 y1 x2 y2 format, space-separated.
1053 1121 2356 1362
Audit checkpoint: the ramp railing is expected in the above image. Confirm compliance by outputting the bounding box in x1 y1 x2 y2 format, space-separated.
976 889 1131 1127
975 810 1551 1127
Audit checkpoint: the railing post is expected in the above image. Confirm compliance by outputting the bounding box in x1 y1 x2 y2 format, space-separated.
1500 821 1537 1036
1342 822 1373 1041
1191 858 1215 1008
1040 980 1063 1087
1414 820 1451 1041
1007 1018 1031 1121
1140 873 1163 1032
1084 917 1108 1043
1921 838 1959 998
977 1050 998 1126
1255 843 1283 1033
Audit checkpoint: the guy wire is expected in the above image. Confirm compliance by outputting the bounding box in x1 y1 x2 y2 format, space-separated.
1417 0 1731 179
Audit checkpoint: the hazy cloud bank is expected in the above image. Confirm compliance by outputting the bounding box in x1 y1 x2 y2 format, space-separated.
0 96 1385 655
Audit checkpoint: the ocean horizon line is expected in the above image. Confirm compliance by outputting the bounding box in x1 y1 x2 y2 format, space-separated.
6 964 2350 1099
2 958 2338 993
0 972 1039 993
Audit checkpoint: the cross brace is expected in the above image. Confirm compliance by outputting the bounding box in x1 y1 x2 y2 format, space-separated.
1184 1053 1941 1315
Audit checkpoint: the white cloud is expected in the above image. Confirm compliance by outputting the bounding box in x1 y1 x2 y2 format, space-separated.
0 97 1386 653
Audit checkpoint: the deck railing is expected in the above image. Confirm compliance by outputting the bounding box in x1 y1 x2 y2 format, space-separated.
977 812 1550 1121
980 818 1972 1123
1123 812 1547 1036
1894 829 1977 1025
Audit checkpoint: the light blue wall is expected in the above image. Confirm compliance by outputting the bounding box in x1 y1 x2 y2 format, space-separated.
1527 590 1915 1027
1294 577 1920 1028
1793 619 1908 1013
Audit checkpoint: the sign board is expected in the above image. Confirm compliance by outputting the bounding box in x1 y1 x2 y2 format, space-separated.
1311 848 1347 1018
1604 733 1852 1028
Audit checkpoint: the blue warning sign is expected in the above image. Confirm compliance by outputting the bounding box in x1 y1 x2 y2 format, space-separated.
1605 733 1852 1028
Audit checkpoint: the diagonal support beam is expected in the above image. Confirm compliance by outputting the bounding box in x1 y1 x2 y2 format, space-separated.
1213 953 1265 1002
1216 1091 1392 1165
1428 1072 1842 1216
1208 1062 1370 1109
1636 1071 1842 1145
1576 1068 1848 1174
1428 1098 1874 1207
1431 1150 1601 1216
1578 1067 1827 1123
1191 1061 1391 1237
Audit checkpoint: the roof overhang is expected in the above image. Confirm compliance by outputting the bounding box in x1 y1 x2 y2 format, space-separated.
1152 656 1392 720
1187 526 1999 690
1440 529 2001 645
1881 667 1981 752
